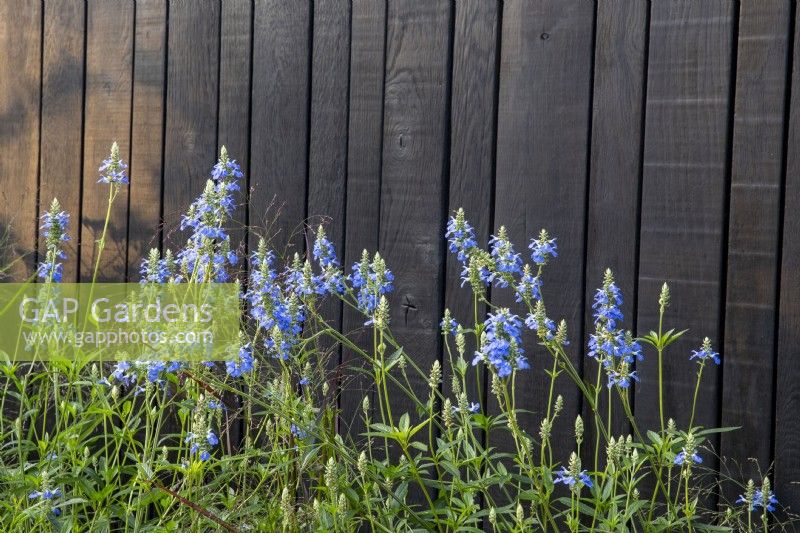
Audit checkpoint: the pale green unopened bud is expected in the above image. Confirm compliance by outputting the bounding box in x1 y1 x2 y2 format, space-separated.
555 320 568 346
362 395 370 415
281 487 294 528
429 360 441 390
451 376 461 396
325 456 338 494
606 436 617 466
575 415 584 444
761 477 772 507
322 381 329 396
491 373 502 400
442 398 453 429
516 502 525 525
685 432 697 454
357 451 367 479
455 327 466 356
539 418 552 441
667 418 676 435
523 436 533 459
659 282 670 312
745 479 756 506
375 296 390 329
507 409 519 434
111 386 119 401
489 507 497 526
568 452 580 478
457 392 468 414
338 493 347 514
554 395 564 417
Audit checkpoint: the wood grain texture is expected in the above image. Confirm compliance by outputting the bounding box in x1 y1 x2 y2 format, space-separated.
162 0 220 248
127 0 166 277
249 0 311 257
635 1 735 437
379 0 451 419
583 0 648 447
719 0 791 502
442 0 499 408
307 0 351 364
493 0 595 460
339 0 386 439
39 0 85 282
774 2 800 511
10 0 800 512
80 0 133 282
0 0 41 280
218 0 252 243
217 0 251 447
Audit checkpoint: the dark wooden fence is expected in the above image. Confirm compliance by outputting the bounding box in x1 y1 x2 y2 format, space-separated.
1 0 800 511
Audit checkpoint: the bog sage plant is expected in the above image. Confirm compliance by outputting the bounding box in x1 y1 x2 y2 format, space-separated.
0 145 794 532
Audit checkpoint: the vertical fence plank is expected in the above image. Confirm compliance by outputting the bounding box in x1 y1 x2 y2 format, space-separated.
379 0 451 422
442 0 499 409
162 0 219 245
39 0 85 282
218 0 252 241
218 0 252 449
249 0 311 257
80 0 133 282
127 0 166 277
583 0 648 446
0 1 41 280
774 3 800 511
635 1 735 440
719 0 791 503
307 0 351 376
493 0 595 459
339 0 386 438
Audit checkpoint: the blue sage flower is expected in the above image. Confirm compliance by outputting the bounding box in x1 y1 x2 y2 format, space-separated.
446 208 478 263
690 337 720 365
291 423 308 440
440 311 459 336
553 467 593 489
673 449 702 466
529 229 557 265
29 481 61 516
98 141 129 185
488 226 522 286
313 226 340 269
177 147 242 283
473 308 528 378
751 489 778 512
29 488 61 500
525 300 556 342
607 366 639 388
226 343 254 378
350 251 394 322
37 199 70 282
515 265 542 303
